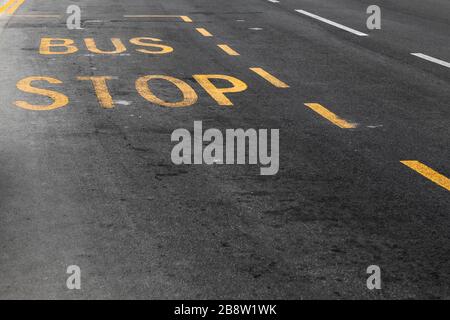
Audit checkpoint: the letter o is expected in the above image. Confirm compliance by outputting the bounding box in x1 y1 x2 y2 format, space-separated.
136 75 197 108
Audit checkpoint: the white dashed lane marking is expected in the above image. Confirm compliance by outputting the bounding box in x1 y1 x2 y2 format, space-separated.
295 9 368 37
411 53 450 69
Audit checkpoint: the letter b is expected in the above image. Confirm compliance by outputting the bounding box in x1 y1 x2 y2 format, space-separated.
40 38 78 55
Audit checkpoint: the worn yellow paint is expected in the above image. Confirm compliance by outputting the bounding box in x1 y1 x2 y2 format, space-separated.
40 38 78 55
0 0 16 13
180 16 193 22
136 75 198 108
217 44 240 56
304 103 356 129
15 76 69 111
196 28 213 37
123 15 192 22
129 37 173 54
250 67 289 88
193 74 248 106
77 76 115 109
12 14 60 18
85 38 127 54
401 161 450 191
6 0 25 14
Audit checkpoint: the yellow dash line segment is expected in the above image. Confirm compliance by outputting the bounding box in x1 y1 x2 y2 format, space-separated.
304 103 356 129
180 15 192 22
196 28 213 37
401 161 450 191
250 67 289 88
218 44 240 56
0 0 17 14
123 15 192 22
6 0 25 15
12 14 60 18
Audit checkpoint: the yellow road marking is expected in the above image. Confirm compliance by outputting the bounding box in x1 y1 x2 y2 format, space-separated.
196 28 213 37
249 67 289 88
304 103 356 129
401 161 450 191
217 44 240 56
15 76 69 111
136 75 198 108
77 76 115 109
193 74 248 106
11 14 60 18
130 37 174 54
180 15 192 22
6 0 25 15
0 0 16 13
123 15 193 22
40 38 79 55
85 38 127 54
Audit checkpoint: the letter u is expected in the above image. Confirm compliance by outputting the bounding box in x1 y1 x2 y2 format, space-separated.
84 38 127 54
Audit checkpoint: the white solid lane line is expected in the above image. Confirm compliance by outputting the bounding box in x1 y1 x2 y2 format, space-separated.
267 0 280 3
411 53 450 69
295 9 368 37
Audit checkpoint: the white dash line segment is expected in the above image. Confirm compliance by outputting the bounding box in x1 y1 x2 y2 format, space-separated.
295 9 368 37
411 53 450 69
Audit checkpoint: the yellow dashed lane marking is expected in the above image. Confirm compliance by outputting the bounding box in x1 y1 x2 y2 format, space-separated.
0 0 16 14
196 28 213 37
0 0 25 15
218 44 240 56
123 15 193 22
304 103 356 129
6 0 25 14
180 15 192 22
401 161 450 191
12 14 60 18
250 67 289 88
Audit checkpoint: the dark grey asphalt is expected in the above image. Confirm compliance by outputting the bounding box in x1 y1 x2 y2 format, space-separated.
0 0 448 299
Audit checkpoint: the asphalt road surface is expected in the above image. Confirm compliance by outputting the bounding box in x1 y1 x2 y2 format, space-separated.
0 0 449 299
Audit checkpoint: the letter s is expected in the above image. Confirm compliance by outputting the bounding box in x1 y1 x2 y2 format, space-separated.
15 77 69 111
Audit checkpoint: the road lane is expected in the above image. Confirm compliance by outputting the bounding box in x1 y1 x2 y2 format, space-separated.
411 53 450 69
0 0 448 299
401 161 450 192
294 9 368 37
269 0 450 75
